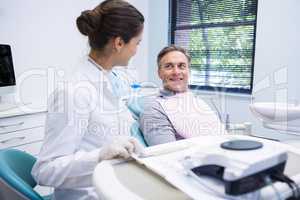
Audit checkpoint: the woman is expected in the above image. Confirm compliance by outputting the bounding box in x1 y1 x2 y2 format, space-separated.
31 0 144 199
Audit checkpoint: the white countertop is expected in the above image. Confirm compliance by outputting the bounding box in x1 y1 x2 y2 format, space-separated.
0 104 47 118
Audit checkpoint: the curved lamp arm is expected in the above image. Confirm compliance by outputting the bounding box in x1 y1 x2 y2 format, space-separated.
249 102 300 122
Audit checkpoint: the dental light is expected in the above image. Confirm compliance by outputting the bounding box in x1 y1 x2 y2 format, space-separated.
249 102 300 133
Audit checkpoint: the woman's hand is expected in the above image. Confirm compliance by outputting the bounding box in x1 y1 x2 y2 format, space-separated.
98 136 144 161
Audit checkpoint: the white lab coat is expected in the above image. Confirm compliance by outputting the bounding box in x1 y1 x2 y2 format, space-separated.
31 56 134 200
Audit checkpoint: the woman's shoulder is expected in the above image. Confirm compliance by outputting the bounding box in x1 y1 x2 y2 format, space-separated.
70 56 104 82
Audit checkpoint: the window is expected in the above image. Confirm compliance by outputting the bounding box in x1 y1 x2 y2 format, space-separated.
170 0 258 94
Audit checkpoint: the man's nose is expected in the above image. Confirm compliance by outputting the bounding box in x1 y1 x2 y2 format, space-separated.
171 65 181 74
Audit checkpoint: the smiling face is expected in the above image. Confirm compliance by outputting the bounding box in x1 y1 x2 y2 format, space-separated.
158 50 190 93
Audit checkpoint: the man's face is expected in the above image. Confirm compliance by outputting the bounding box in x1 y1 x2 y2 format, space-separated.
158 51 189 92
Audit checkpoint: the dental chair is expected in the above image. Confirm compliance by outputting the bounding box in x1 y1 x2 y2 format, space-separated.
130 121 148 147
0 149 51 200
128 96 149 147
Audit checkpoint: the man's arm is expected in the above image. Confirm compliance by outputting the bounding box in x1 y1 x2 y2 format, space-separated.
139 99 177 146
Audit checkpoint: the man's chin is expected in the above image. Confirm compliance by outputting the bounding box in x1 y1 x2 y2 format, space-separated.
167 86 188 93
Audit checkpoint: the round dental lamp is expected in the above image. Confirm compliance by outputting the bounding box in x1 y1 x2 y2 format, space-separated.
249 102 300 135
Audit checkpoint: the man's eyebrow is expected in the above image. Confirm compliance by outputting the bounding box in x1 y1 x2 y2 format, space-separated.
162 62 185 65
163 62 173 65
159 62 171 67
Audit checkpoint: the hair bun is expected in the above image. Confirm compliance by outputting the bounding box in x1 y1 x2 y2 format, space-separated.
76 10 102 36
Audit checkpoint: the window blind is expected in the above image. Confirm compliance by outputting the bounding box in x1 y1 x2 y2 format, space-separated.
170 0 258 94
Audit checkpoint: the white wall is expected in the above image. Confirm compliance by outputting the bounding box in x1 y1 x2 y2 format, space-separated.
147 0 169 85
147 0 300 141
0 0 149 109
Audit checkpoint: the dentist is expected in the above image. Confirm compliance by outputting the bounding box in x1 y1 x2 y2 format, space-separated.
31 0 144 199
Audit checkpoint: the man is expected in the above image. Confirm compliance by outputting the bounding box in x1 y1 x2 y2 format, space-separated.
139 45 225 146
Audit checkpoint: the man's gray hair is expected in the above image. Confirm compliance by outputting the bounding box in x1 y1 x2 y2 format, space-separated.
157 45 191 67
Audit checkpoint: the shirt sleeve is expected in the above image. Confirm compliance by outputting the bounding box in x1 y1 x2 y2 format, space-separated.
139 98 177 146
31 88 100 189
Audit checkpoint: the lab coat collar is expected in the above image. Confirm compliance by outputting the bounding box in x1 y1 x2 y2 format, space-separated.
75 55 111 83
87 56 111 73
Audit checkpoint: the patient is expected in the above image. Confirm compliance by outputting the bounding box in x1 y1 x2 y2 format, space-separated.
139 45 225 146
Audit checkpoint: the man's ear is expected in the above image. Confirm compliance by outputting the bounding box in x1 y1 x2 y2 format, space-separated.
113 37 125 52
158 67 163 80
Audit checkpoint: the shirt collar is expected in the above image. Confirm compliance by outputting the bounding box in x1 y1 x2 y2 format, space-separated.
159 88 189 97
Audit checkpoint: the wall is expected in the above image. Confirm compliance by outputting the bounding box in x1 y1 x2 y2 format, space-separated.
0 0 148 109
147 0 300 141
147 0 169 85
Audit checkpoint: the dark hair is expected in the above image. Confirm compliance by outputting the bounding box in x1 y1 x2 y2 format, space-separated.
76 0 144 50
157 45 191 67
